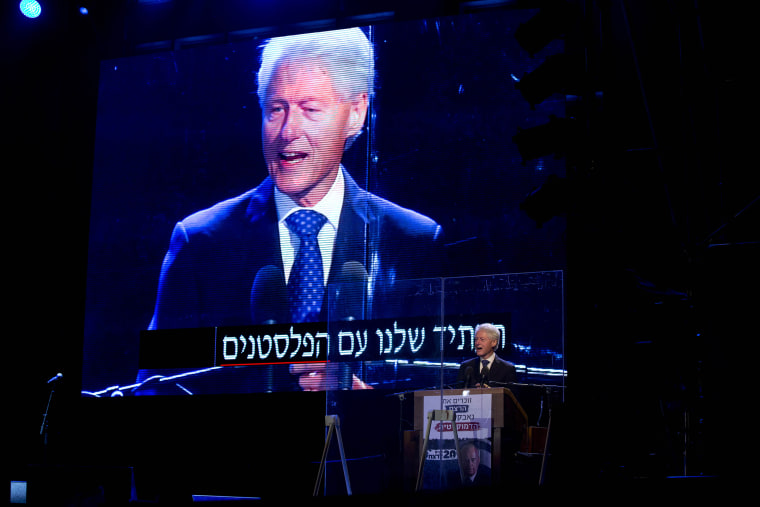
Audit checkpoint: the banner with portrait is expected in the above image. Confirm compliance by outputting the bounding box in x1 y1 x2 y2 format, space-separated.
420 394 493 490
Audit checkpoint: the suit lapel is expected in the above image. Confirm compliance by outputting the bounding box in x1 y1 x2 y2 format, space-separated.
328 169 369 284
488 354 501 377
244 177 284 272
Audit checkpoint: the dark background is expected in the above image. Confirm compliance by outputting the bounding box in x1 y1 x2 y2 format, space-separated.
5 0 755 503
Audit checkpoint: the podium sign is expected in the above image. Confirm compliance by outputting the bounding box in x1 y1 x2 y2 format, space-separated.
422 393 493 439
411 388 528 490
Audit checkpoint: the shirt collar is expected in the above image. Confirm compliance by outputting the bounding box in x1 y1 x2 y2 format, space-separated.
274 166 344 230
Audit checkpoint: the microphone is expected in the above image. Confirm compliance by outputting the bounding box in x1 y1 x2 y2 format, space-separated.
464 366 474 389
250 265 288 324
334 261 368 321
334 261 368 389
480 363 490 387
485 380 512 387
47 373 63 384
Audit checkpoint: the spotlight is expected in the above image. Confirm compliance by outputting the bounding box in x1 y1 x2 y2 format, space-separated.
19 0 42 19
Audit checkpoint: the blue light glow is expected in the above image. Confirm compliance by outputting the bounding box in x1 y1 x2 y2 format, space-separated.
19 0 42 19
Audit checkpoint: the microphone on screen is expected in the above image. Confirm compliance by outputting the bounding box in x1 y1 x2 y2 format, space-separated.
250 265 289 325
334 261 369 389
480 363 490 387
334 261 369 322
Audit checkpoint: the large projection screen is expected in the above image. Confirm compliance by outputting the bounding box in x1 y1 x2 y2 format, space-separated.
81 7 566 397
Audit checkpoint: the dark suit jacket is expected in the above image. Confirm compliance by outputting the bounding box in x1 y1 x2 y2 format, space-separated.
149 168 444 330
455 354 517 388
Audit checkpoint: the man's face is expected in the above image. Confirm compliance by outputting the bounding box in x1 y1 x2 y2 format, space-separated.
262 60 368 207
460 445 480 476
474 329 497 358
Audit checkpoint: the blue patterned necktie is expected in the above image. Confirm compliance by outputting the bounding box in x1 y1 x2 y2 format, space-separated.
481 359 490 384
286 210 328 323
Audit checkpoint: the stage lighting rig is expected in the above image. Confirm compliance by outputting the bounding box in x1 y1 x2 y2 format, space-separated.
512 0 582 227
512 1 580 109
511 1 583 227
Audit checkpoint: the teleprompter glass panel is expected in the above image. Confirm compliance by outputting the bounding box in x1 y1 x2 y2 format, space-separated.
324 271 564 494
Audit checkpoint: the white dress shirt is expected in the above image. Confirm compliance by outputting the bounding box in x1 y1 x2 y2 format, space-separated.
480 352 496 373
274 167 345 285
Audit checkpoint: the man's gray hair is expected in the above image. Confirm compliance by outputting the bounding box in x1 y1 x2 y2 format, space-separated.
257 27 375 106
475 323 501 349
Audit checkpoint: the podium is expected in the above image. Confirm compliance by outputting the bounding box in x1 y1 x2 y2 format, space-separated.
405 388 529 490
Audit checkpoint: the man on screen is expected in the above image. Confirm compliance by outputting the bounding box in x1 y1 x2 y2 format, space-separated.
146 28 444 388
456 323 517 388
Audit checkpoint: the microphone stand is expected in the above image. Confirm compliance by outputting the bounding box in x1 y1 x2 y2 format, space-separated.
39 381 57 464
538 384 558 486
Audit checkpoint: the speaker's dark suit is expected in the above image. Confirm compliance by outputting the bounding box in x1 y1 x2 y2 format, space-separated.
149 168 444 330
455 354 517 387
